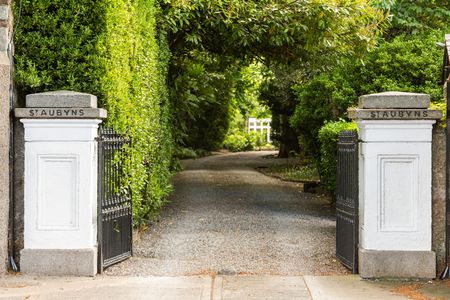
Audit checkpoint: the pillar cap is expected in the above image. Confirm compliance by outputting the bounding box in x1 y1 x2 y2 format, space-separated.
26 90 97 108
16 90 107 119
358 92 430 109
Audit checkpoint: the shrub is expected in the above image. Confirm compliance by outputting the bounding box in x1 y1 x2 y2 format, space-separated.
354 30 445 101
195 149 211 158
223 131 254 152
430 101 447 123
174 147 199 160
14 0 174 224
222 130 268 152
291 30 447 159
173 147 211 160
318 120 357 198
290 71 356 158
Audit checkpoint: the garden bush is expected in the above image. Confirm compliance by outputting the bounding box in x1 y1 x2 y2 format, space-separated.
174 147 199 160
318 120 357 199
222 130 268 152
291 29 447 160
14 0 174 224
222 131 255 152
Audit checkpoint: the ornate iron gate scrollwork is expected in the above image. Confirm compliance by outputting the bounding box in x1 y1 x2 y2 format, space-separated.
97 127 132 272
336 130 359 273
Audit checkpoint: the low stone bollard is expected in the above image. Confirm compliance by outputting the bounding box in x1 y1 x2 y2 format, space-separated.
15 91 106 276
349 92 442 279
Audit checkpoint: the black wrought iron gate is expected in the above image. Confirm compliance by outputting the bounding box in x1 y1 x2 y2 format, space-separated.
336 130 359 273
97 127 132 272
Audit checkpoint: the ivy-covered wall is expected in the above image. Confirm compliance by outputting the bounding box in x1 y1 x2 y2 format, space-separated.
14 0 174 224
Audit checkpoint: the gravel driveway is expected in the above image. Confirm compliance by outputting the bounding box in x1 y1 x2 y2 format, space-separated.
105 151 348 276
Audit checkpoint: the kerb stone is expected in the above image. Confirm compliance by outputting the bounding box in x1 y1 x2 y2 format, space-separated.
358 91 430 109
26 90 97 108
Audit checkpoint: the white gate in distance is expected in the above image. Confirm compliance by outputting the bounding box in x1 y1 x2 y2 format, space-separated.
247 117 271 143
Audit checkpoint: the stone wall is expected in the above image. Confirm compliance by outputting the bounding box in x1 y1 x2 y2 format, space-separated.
0 0 11 274
432 124 447 275
13 120 24 268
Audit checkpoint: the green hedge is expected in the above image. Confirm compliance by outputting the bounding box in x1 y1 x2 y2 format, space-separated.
14 0 174 224
318 120 357 199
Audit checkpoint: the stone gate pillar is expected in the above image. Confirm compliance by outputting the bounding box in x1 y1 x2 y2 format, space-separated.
348 92 442 279
15 91 106 276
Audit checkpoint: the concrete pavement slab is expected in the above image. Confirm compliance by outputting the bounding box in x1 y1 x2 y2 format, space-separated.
217 275 311 300
304 275 407 300
0 275 213 300
0 275 313 300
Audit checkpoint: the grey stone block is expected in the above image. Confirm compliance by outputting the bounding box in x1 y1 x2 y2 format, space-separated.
432 125 447 275
0 27 8 52
359 248 436 279
20 248 97 276
26 91 98 108
13 119 24 269
15 107 107 119
0 52 10 274
358 92 430 109
0 5 9 20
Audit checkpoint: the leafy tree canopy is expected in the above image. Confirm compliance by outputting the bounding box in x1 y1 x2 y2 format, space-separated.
159 0 388 151
160 0 387 65
388 0 450 36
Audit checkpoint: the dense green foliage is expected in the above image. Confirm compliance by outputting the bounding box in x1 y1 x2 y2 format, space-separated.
169 52 236 150
14 0 435 217
14 1 103 95
287 1 450 196
14 0 174 224
386 0 450 36
260 65 301 157
317 120 357 196
291 30 445 158
162 0 386 151
161 0 386 63
290 71 355 158
223 131 267 152
223 64 271 152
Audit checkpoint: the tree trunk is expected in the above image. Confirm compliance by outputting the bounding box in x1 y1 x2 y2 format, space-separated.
277 114 299 158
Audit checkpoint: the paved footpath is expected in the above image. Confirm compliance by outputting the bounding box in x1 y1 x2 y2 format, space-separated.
3 274 441 300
